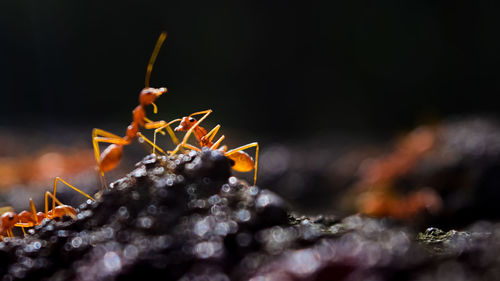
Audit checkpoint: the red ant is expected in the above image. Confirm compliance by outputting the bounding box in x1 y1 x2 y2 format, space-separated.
92 32 178 178
0 177 94 238
152 110 259 186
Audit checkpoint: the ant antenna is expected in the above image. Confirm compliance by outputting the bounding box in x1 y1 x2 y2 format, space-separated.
145 31 167 88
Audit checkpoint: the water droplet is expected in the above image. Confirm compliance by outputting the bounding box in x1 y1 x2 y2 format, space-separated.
215 222 230 236
131 191 140 200
71 237 83 248
152 166 164 175
236 209 251 222
236 233 252 247
229 177 238 186
103 227 114 239
288 249 321 276
208 195 221 205
166 178 174 186
154 235 172 249
147 205 157 215
49 236 58 243
103 251 122 273
138 217 153 229
118 206 129 219
193 241 222 259
130 166 147 178
63 243 72 251
58 230 69 237
194 218 211 237
123 245 139 260
221 184 231 193
228 220 239 234
249 186 259 196
176 175 185 183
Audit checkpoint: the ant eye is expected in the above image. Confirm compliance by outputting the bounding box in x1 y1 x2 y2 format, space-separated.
189 117 195 123
8 214 13 220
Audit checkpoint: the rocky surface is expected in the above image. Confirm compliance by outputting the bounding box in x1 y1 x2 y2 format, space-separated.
260 117 500 228
1 148 500 281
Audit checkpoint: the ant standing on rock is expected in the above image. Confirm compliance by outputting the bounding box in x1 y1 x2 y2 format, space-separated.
153 110 260 186
92 32 260 187
0 177 94 238
92 32 178 182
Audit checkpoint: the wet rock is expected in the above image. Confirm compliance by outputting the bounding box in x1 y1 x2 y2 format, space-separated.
1 150 500 281
255 190 288 227
417 227 490 257
259 117 500 228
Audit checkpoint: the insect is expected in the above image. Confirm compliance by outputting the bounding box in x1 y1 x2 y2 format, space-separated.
0 177 95 238
92 32 178 178
153 110 260 186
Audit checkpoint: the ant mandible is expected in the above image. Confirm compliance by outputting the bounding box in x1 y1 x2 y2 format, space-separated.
153 110 260 186
0 177 95 238
92 32 178 179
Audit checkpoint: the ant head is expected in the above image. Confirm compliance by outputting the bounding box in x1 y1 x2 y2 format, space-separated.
175 116 197 132
1 212 19 227
139 87 167 106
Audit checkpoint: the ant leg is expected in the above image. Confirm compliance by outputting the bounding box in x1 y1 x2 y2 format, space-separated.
29 199 38 225
21 227 26 236
210 135 226 149
169 142 200 154
144 117 165 136
44 192 49 215
44 191 65 215
14 222 33 228
199 123 226 150
137 132 167 155
145 118 180 145
183 143 202 152
52 177 95 211
92 129 131 177
203 125 221 143
94 137 129 145
153 119 182 154
92 128 125 165
225 142 259 186
146 117 181 149
99 175 108 193
144 119 165 133
170 110 213 155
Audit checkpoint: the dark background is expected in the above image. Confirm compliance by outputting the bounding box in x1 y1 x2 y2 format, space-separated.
1 1 500 140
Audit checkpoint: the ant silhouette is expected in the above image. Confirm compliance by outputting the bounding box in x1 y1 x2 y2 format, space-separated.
152 110 259 186
92 32 178 179
0 177 94 238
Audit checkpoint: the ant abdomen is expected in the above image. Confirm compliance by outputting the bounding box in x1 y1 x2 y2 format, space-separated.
49 206 77 220
99 144 124 173
227 151 254 172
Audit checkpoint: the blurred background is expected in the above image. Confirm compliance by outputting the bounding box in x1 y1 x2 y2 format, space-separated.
1 1 500 229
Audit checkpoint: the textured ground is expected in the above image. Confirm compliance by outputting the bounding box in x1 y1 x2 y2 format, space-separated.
1 148 500 281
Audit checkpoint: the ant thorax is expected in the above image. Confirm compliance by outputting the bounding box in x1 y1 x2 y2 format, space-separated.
132 105 146 126
126 122 140 140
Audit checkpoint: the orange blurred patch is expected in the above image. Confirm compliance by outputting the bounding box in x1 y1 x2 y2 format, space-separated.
352 126 442 220
0 148 95 189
